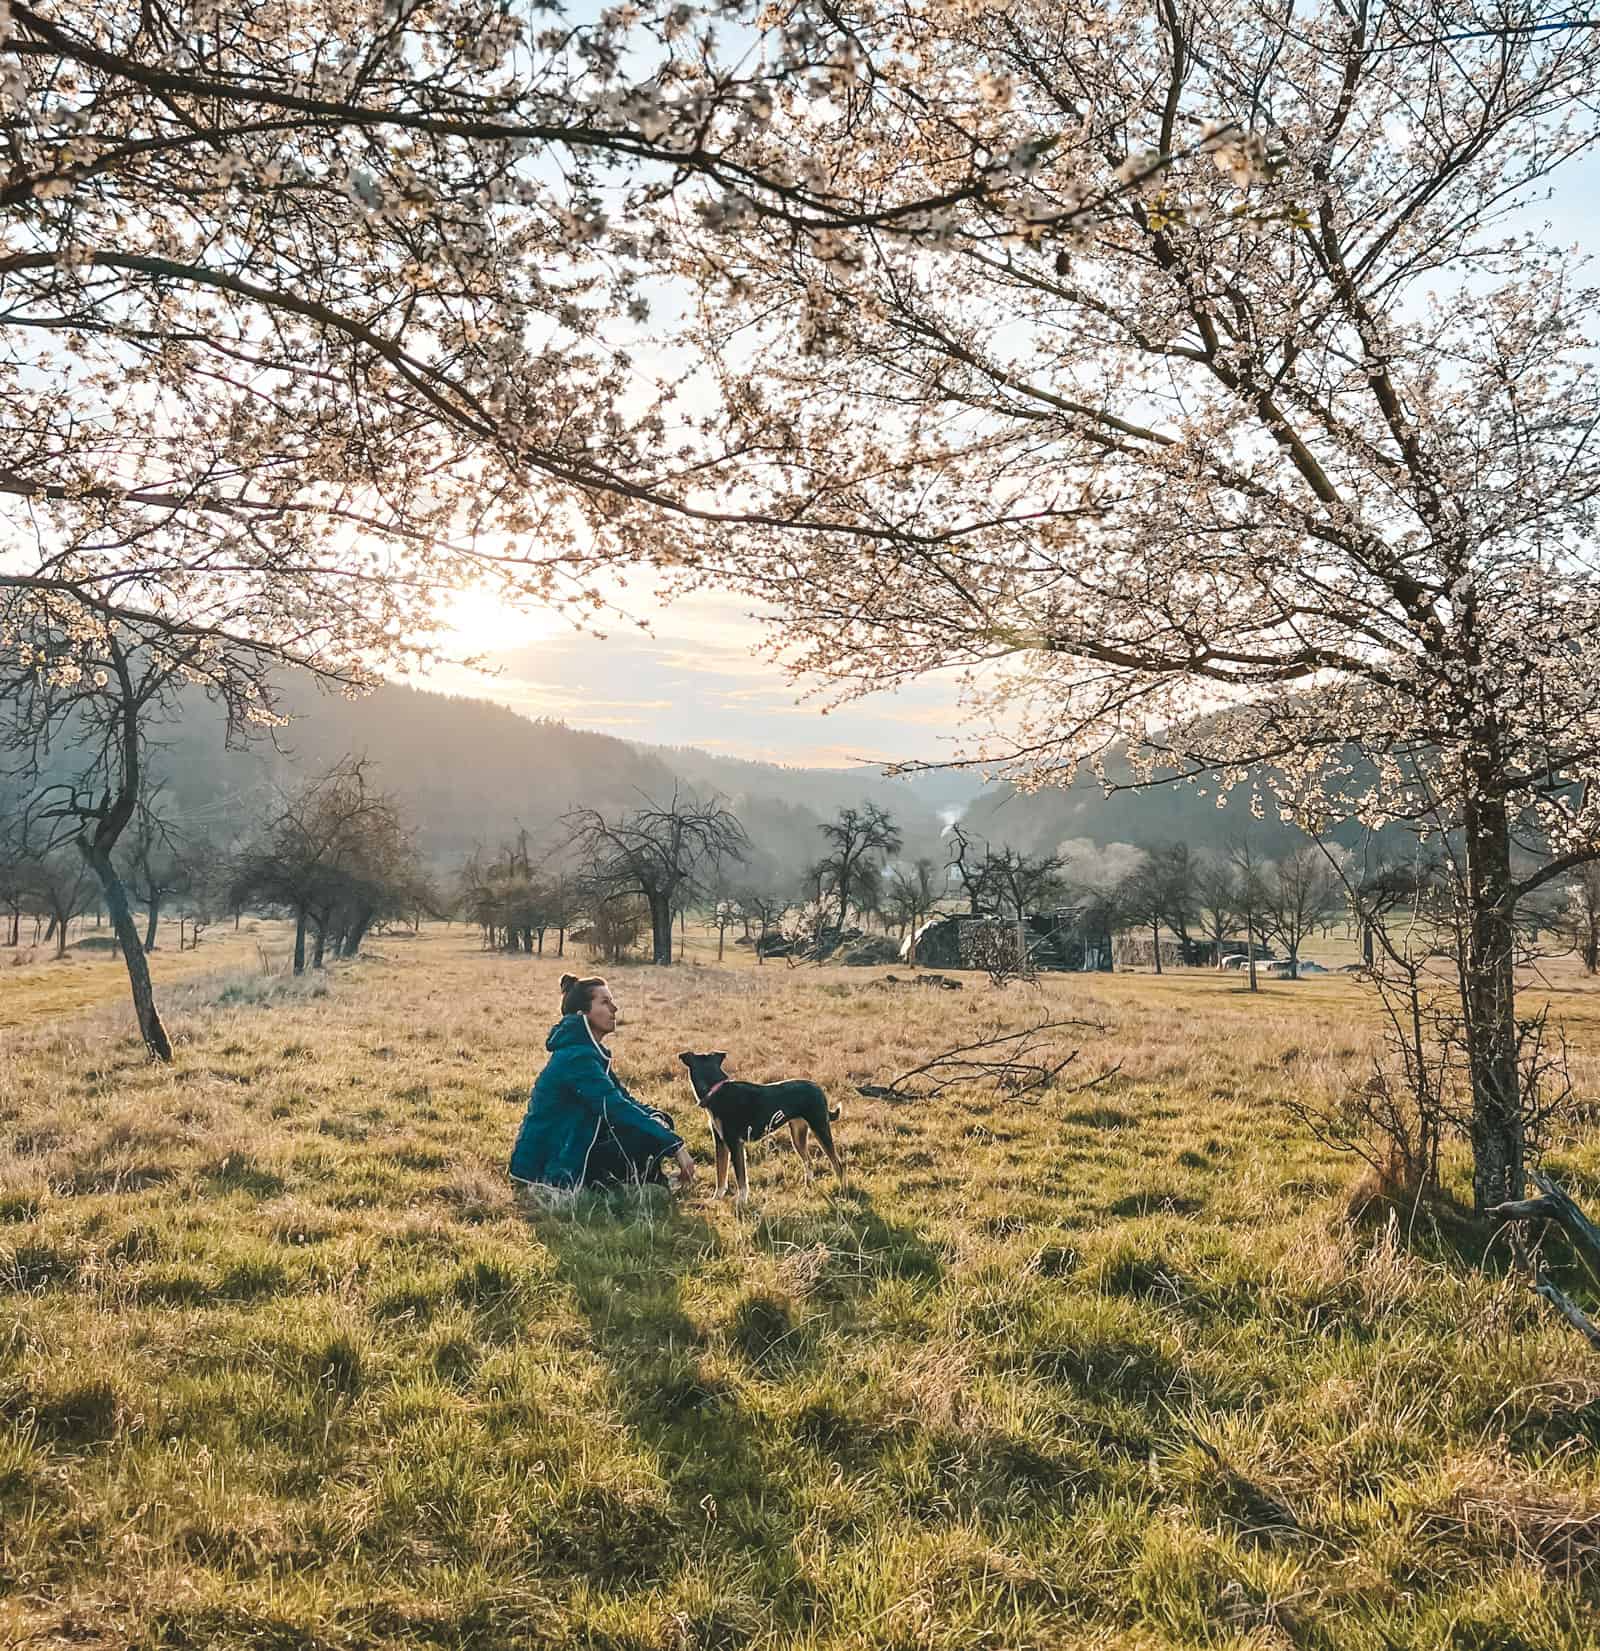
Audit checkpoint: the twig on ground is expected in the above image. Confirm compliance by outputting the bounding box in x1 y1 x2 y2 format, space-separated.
856 1016 1115 1103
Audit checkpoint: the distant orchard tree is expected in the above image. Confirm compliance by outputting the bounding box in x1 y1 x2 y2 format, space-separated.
0 604 295 1056
0 799 29 948
1348 852 1443 970
737 890 793 963
563 790 748 967
120 781 193 954
818 805 902 935
883 857 942 945
1193 855 1243 967
28 848 95 960
585 894 651 967
232 761 421 973
1263 847 1345 981
1225 836 1270 995
985 845 1066 923
945 824 1000 917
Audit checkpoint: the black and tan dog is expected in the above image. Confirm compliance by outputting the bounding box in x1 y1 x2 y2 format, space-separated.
678 1051 845 1201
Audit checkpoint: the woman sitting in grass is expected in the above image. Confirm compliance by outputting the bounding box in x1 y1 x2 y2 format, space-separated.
510 973 696 1193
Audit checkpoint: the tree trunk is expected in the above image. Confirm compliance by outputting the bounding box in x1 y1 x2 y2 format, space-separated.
294 910 307 975
43 914 57 945
80 842 173 1061
143 893 161 953
342 912 372 958
1151 919 1162 975
6 907 16 947
1463 788 1523 1213
557 926 566 958
650 893 673 965
312 924 327 968
717 925 726 961
1246 913 1258 992
52 912 67 958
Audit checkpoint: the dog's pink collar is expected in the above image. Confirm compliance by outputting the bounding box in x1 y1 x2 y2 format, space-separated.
704 1078 727 1100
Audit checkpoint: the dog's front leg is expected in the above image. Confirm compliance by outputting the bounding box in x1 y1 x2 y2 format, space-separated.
730 1137 750 1203
712 1129 731 1199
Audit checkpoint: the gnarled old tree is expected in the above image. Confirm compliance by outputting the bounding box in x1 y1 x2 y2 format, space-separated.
564 790 747 965
655 2 1600 1212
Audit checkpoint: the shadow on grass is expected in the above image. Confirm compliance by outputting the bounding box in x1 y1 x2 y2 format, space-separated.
521 1182 944 1637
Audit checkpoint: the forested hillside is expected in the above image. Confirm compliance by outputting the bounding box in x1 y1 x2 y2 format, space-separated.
128 676 1379 884
139 678 963 882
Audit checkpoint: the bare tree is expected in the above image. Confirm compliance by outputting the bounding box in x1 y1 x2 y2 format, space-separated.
1059 840 1142 973
818 804 902 936
27 848 95 959
1262 847 1346 980
0 597 306 1056
737 889 793 963
563 789 748 966
232 761 417 974
0 796 28 948
1226 835 1269 994
120 781 191 953
985 845 1066 922
1349 851 1443 970
945 824 999 917
1193 854 1242 966
883 857 942 949
1117 851 1168 976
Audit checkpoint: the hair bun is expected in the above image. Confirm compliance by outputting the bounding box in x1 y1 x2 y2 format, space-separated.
559 973 579 993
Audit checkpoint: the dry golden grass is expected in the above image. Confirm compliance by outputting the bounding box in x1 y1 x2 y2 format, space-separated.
0 920 289 1031
4 927 1600 1649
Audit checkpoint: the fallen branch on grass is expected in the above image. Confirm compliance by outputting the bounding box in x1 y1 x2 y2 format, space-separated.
872 972 963 991
856 1017 1117 1104
1490 1170 1600 1351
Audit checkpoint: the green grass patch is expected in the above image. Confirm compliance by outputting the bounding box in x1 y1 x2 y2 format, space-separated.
2 933 1599 1646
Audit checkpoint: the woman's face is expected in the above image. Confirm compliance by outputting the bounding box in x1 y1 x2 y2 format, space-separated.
586 985 619 1037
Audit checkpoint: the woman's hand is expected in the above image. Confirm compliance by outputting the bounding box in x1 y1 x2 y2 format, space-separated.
673 1145 696 1190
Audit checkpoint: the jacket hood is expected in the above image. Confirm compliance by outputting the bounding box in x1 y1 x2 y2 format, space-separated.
546 1012 608 1058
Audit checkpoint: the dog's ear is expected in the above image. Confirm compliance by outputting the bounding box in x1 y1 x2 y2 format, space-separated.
677 1051 693 1066
712 1051 728 1065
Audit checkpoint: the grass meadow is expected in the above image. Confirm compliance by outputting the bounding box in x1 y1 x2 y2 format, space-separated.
5 928 1600 1649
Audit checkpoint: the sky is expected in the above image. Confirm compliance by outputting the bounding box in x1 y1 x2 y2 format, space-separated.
414 112 1600 772
422 581 984 769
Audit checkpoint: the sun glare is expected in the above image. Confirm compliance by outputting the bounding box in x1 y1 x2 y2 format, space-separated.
437 583 568 653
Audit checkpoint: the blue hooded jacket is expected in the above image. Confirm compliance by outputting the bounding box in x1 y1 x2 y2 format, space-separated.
509 1013 683 1189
